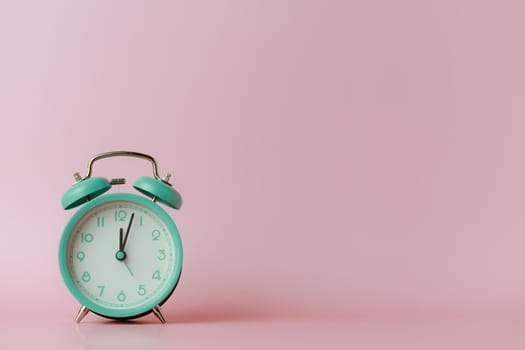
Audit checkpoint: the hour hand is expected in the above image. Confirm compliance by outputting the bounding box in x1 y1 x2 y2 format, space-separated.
116 228 126 261
119 228 124 251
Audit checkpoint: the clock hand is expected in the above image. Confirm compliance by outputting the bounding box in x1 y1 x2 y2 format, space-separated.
123 261 135 277
119 227 124 251
116 222 134 276
121 213 135 251
116 228 127 261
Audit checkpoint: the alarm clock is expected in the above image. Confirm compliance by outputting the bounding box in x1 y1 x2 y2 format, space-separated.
58 151 183 323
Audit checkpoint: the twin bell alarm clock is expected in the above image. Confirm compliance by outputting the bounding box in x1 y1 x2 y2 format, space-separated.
58 151 183 323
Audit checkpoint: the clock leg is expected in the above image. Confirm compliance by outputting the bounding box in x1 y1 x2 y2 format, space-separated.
75 305 90 323
152 305 166 324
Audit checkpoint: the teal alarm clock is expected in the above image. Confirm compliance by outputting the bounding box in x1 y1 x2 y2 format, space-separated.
58 151 183 323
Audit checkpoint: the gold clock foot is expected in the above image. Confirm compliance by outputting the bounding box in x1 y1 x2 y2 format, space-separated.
152 305 166 324
75 305 90 323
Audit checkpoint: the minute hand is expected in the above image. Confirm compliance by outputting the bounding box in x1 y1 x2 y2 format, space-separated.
122 213 135 251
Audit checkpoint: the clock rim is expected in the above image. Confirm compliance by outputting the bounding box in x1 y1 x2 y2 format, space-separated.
58 192 183 319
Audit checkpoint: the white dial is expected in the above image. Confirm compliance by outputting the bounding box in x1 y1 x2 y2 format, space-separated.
65 200 178 312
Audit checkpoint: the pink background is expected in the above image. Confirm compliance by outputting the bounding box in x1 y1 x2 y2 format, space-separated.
1 0 525 347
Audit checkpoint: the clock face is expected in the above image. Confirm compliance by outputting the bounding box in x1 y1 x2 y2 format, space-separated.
59 193 182 319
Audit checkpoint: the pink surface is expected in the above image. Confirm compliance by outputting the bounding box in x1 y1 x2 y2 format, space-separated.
1 0 525 347
3 317 525 350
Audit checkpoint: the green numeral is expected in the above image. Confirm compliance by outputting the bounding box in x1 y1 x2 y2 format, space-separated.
81 233 94 243
139 216 143 226
97 216 104 227
97 285 105 297
157 249 166 261
117 290 126 302
138 284 146 296
152 270 161 280
115 210 127 222
82 271 91 282
76 251 85 262
151 229 160 241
